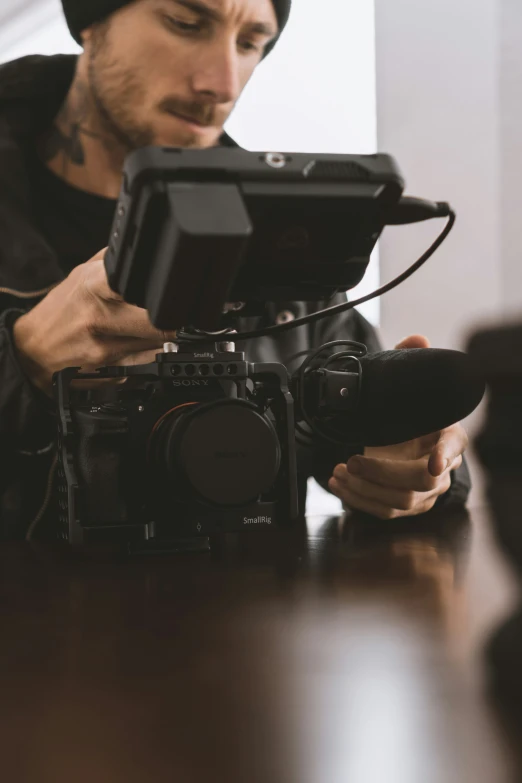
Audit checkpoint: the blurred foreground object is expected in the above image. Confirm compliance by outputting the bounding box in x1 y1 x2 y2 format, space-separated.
468 323 522 706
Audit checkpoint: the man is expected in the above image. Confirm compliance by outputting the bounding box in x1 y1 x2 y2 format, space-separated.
0 0 469 539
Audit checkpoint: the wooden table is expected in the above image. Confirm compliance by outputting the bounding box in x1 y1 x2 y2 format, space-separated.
0 506 520 783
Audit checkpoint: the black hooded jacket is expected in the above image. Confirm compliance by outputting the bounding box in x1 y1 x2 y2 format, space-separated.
0 55 471 539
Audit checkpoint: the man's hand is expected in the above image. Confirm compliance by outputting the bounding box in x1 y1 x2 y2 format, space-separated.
13 249 176 395
327 335 469 519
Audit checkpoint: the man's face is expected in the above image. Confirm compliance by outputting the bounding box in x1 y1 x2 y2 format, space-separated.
81 0 278 151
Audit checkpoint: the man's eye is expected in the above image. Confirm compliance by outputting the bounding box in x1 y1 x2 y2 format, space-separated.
239 41 261 54
163 15 200 33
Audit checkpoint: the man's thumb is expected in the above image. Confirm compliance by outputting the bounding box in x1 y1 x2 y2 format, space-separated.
88 247 108 263
395 334 431 350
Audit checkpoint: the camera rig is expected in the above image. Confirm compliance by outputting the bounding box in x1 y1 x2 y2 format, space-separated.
50 148 457 551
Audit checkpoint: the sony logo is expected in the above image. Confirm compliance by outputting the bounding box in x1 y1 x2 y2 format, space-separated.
243 516 272 525
172 380 210 387
194 352 214 359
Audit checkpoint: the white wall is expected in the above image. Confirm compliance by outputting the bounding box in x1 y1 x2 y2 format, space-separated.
0 0 81 60
374 0 503 349
373 0 506 507
500 1 522 311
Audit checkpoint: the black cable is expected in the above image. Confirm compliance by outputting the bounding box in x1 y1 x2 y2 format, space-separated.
178 205 456 344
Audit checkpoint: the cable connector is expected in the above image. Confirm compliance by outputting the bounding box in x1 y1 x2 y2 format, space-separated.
387 197 452 225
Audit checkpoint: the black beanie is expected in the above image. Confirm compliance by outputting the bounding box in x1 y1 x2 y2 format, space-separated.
62 0 291 55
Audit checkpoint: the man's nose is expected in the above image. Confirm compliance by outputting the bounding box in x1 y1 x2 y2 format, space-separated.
191 40 242 106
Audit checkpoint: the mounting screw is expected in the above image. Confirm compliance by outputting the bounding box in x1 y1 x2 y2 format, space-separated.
218 342 236 353
265 152 287 169
340 388 349 398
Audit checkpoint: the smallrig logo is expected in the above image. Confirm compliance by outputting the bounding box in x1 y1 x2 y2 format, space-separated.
243 516 272 525
194 353 214 359
172 380 209 387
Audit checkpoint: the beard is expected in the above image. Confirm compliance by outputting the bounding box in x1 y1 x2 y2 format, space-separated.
87 23 225 155
87 22 156 154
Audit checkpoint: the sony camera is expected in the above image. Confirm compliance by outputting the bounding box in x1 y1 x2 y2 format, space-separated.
55 341 296 548
54 337 366 550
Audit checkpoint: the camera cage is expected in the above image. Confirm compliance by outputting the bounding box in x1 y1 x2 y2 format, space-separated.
53 344 299 548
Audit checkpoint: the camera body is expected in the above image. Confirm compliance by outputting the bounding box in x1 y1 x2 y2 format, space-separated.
54 343 299 550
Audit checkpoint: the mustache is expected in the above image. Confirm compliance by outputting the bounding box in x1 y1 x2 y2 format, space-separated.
159 97 221 126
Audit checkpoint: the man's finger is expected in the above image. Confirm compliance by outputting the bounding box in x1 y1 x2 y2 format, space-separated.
87 248 108 262
346 454 442 493
394 334 431 350
81 258 123 303
328 478 440 520
414 430 442 457
95 307 177 341
329 478 401 519
332 465 451 511
81 257 178 341
428 424 468 477
115 348 163 366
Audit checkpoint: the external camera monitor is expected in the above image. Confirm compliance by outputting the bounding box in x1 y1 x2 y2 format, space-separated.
104 147 405 331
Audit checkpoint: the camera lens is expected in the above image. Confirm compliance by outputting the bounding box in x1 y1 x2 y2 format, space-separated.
148 400 281 507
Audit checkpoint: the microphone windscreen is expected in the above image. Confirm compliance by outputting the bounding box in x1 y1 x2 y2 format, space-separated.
347 348 485 446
